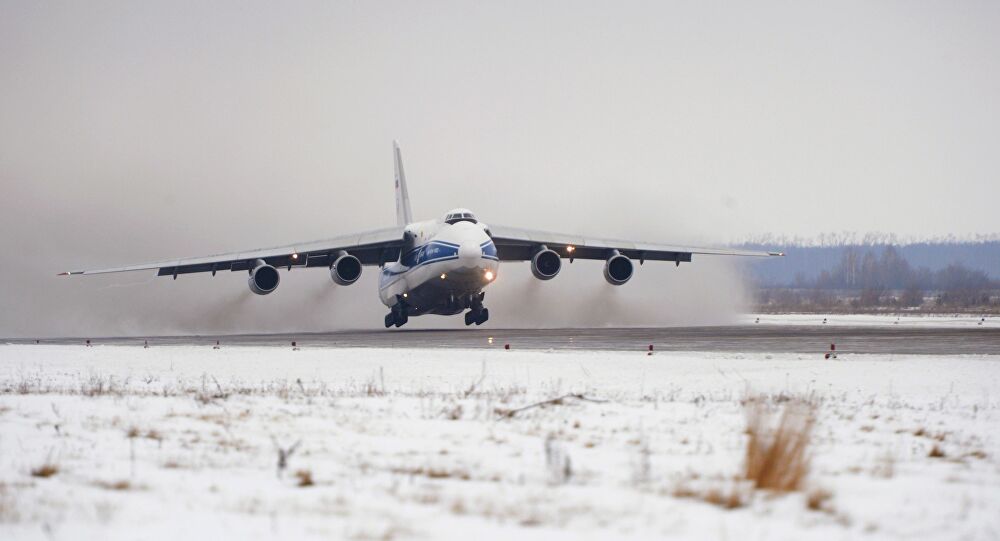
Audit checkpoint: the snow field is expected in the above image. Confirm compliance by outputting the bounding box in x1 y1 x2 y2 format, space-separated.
0 345 998 540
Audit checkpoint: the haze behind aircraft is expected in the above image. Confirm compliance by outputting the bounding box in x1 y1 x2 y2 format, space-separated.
62 143 783 328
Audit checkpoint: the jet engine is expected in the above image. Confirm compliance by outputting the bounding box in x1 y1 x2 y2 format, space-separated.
530 246 561 280
248 261 280 295
330 252 362 285
603 251 634 285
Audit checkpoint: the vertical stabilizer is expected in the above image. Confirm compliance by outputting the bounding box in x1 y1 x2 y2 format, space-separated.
393 141 413 227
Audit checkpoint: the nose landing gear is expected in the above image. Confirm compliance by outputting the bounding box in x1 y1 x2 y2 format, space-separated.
464 292 489 326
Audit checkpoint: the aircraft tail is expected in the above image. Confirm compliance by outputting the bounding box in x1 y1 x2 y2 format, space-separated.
393 141 413 227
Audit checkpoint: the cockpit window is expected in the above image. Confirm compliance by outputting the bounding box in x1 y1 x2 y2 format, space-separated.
444 210 478 224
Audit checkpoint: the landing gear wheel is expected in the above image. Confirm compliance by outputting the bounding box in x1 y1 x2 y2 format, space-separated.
386 309 409 328
395 313 408 328
465 307 489 326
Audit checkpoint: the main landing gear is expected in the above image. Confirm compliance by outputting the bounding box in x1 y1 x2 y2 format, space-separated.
464 292 489 326
384 297 409 328
464 308 489 326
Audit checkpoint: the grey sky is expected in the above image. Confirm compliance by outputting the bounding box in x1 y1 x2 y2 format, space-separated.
1 1 998 337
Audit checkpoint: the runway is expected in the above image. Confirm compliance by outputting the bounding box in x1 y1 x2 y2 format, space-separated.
18 325 1000 355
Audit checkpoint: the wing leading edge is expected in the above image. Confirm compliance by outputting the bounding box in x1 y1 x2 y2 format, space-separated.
486 224 782 263
60 227 404 278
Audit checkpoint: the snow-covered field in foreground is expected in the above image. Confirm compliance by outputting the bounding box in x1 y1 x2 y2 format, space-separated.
1 345 998 540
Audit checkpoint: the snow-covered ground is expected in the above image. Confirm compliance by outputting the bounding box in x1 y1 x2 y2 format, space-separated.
746 313 997 328
1 344 998 540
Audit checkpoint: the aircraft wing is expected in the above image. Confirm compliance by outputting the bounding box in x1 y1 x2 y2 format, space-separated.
486 224 782 263
60 227 404 277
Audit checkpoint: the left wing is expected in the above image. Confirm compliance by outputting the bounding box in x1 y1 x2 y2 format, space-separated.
60 227 404 278
486 224 782 263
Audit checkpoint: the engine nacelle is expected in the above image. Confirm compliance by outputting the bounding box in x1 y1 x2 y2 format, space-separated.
248 262 280 295
330 252 362 285
603 252 634 285
530 246 562 280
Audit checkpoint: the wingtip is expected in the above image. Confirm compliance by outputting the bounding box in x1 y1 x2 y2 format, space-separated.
769 252 786 257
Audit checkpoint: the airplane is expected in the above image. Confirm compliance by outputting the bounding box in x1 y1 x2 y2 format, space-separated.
62 142 783 328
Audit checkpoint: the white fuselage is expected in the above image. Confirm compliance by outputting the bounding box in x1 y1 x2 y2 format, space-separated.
378 219 499 316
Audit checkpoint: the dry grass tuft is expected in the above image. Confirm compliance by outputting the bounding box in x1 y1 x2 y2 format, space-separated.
30 463 59 478
0 484 23 522
928 444 946 458
702 487 746 509
671 484 699 499
294 469 314 487
544 435 572 484
81 374 117 396
743 396 815 492
391 466 471 480
872 451 895 479
671 482 747 509
443 403 463 420
96 480 132 491
806 487 834 512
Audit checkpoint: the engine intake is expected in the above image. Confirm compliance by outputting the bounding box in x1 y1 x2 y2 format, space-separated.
248 262 280 295
603 252 633 285
531 246 561 280
330 252 362 285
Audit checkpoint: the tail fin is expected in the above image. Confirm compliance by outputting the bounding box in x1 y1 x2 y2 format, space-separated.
393 140 413 227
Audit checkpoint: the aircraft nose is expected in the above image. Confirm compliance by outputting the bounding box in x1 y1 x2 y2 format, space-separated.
457 241 482 267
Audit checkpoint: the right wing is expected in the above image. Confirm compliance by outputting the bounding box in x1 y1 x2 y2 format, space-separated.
60 227 404 278
486 224 782 263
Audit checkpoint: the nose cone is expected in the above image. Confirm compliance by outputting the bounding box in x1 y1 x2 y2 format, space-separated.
458 241 482 267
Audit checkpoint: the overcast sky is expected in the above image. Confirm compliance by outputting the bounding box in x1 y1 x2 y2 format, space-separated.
2 1 998 337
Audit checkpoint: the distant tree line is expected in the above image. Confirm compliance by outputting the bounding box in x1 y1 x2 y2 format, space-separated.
738 232 1000 248
737 239 1000 288
752 245 999 312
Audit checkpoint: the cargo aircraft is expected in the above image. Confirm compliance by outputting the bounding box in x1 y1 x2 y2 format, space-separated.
62 142 782 327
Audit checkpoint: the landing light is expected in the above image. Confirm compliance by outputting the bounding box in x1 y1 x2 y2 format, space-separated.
291 253 299 260
403 293 408 298
484 270 494 281
440 273 447 279
566 245 575 253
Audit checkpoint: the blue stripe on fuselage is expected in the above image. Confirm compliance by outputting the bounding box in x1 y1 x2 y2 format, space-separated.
380 241 461 277
381 239 497 280
401 241 460 268
480 240 498 260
